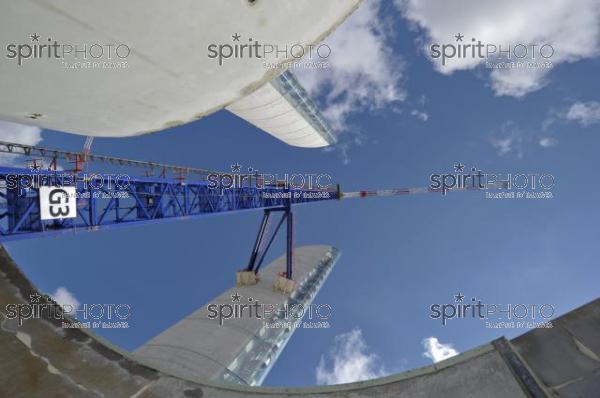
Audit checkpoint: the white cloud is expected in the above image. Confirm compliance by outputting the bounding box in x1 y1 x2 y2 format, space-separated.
410 109 429 121
316 328 388 385
491 137 514 156
566 101 600 127
0 121 43 166
539 137 558 148
422 337 459 363
490 121 523 158
296 0 405 131
397 0 600 97
0 121 42 145
51 287 80 312
541 113 557 133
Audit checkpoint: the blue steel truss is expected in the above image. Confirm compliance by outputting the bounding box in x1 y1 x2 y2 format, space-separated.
0 167 338 242
245 207 295 278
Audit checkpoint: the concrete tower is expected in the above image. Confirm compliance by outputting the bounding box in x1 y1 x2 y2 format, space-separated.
135 245 340 385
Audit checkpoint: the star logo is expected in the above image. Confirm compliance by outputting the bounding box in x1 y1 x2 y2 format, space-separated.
232 33 241 42
454 33 464 42
454 163 465 172
231 163 241 172
231 292 241 302
30 33 40 42
454 292 465 302
29 292 42 303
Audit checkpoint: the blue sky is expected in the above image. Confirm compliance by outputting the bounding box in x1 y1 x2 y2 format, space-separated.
3 0 600 388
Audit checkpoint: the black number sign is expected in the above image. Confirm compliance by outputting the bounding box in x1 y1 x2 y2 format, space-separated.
48 188 71 218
